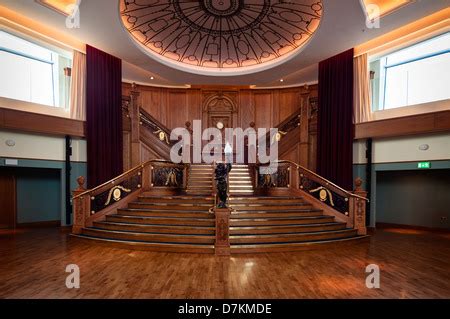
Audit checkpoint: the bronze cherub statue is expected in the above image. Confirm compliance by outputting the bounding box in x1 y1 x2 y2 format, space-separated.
215 163 232 208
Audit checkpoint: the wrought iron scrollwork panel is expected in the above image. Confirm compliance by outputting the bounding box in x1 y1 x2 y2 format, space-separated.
280 114 301 134
258 165 290 188
140 112 174 146
152 167 183 187
90 174 142 214
299 176 349 214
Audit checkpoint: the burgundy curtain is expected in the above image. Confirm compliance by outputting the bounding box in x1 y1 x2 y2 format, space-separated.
317 48 354 190
86 45 123 188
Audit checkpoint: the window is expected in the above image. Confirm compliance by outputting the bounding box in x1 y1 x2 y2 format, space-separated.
0 31 72 108
370 32 450 111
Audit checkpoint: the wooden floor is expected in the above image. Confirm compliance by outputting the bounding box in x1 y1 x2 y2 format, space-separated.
0 226 449 299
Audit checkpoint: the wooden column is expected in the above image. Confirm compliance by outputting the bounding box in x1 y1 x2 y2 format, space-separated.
130 84 141 167
298 88 310 168
290 165 299 190
72 176 90 234
214 207 231 256
141 165 152 191
350 177 368 235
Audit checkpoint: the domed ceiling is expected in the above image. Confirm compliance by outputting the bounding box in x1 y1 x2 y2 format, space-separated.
120 0 323 75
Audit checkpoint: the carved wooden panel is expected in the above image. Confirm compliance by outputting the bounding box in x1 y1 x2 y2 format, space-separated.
141 87 164 122
140 142 160 162
202 90 238 130
167 91 188 129
187 89 202 125
239 90 255 128
281 144 300 164
123 83 319 169
279 90 300 124
254 92 273 131
123 131 131 171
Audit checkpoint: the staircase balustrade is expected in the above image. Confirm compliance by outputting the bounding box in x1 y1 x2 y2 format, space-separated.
255 160 369 235
72 159 189 234
260 109 301 149
139 109 176 147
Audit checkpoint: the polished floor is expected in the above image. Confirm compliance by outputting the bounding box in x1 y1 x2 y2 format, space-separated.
0 226 449 299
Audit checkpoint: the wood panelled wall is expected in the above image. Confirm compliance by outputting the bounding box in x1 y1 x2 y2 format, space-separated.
123 83 317 130
122 83 318 169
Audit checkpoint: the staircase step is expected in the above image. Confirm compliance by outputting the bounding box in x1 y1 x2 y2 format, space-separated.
230 196 301 200
229 199 305 204
188 177 212 185
230 236 369 253
138 197 214 204
230 215 335 226
128 203 211 210
93 221 215 235
229 223 346 235
140 193 213 199
229 185 254 188
117 209 214 218
228 180 253 184
82 228 215 244
229 204 314 211
186 185 213 189
230 229 358 244
72 234 215 253
230 210 323 218
230 190 255 193
189 169 213 177
185 190 213 194
106 215 215 226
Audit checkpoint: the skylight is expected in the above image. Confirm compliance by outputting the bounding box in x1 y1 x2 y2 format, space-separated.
361 0 414 20
35 0 78 16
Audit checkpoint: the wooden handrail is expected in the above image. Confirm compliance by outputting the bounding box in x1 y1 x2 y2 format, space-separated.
73 159 183 200
139 108 176 146
212 161 217 208
72 159 189 234
275 160 369 202
255 159 368 235
259 109 301 145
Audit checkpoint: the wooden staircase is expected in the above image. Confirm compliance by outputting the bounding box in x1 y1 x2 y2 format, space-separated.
186 164 213 195
229 164 255 195
73 163 368 253
227 196 360 253
78 194 216 253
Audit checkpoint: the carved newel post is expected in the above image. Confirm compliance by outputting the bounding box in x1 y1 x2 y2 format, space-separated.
72 176 90 234
214 163 232 256
351 177 368 235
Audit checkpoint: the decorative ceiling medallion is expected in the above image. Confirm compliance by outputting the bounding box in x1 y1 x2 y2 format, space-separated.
120 0 323 75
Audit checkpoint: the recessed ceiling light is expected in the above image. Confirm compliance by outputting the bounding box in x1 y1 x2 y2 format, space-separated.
150 76 154 80
361 0 414 20
280 79 284 82
36 0 78 16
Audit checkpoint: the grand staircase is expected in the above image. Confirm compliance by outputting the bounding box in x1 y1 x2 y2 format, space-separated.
73 164 367 253
186 164 213 195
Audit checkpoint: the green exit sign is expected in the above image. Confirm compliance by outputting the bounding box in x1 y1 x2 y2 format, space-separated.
418 162 431 169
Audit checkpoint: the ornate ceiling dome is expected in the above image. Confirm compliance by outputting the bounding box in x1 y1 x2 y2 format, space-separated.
120 0 323 75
